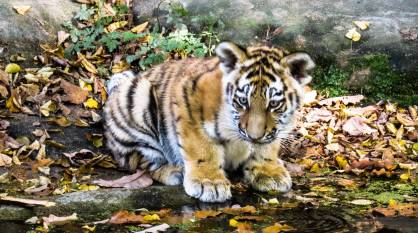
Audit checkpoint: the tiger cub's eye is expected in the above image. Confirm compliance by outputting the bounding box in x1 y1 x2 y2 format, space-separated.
269 100 281 108
238 97 248 106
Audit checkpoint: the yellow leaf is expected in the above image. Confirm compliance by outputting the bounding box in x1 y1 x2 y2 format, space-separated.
77 53 98 74
112 61 130 73
40 100 56 117
400 173 410 181
131 22 149 33
107 21 128 32
336 155 348 169
78 184 99 191
229 219 239 227
413 142 418 151
268 198 279 205
143 214 160 221
81 225 96 232
345 28 361 41
353 21 370 30
310 163 320 173
79 79 93 92
388 199 397 207
84 98 99 109
13 6 31 15
5 63 21 73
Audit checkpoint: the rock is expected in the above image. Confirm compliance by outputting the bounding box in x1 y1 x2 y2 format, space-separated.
132 0 418 72
0 205 34 221
0 0 79 60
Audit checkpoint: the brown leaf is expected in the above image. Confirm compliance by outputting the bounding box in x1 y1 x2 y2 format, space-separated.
342 117 377 136
60 80 88 104
57 31 70 46
195 210 222 219
222 205 257 215
262 223 294 233
93 169 153 189
109 210 144 224
305 108 334 122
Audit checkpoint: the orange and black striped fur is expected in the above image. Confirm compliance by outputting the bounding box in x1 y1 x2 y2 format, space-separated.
104 42 315 202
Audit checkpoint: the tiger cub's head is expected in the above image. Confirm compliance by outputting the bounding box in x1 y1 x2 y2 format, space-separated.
216 42 315 144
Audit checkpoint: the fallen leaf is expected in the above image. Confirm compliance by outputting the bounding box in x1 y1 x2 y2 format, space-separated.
353 21 370 30
84 98 99 109
305 108 334 122
57 31 70 46
60 80 89 104
136 223 170 233
222 205 257 215
13 6 31 15
93 169 153 189
229 218 239 227
343 117 377 136
262 223 294 233
195 210 222 219
42 213 78 230
345 28 361 41
143 214 160 222
77 52 98 74
109 210 144 224
107 21 128 32
5 63 21 73
131 22 149 33
350 199 374 205
0 196 56 207
0 153 12 167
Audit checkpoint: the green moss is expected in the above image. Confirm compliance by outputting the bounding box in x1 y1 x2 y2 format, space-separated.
347 180 417 204
313 53 418 106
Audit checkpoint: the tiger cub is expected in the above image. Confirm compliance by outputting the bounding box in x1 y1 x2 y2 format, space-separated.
104 42 314 202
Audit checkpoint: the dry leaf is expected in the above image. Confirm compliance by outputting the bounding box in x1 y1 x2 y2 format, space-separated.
93 169 153 189
60 80 89 104
305 108 334 122
42 213 78 230
13 6 31 15
57 31 70 46
262 223 294 233
345 28 361 41
1 196 56 207
77 52 98 74
342 117 377 136
136 223 170 233
84 98 99 109
350 199 374 205
195 210 222 219
107 21 128 32
0 153 12 167
109 210 144 224
353 21 370 30
131 22 149 33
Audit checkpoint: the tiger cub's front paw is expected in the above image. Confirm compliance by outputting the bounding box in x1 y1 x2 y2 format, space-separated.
245 164 292 193
183 172 232 203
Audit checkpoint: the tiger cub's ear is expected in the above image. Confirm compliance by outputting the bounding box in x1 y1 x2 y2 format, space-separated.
216 42 247 73
282 52 315 86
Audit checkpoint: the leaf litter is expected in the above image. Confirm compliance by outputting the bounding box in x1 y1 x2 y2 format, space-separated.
0 1 416 232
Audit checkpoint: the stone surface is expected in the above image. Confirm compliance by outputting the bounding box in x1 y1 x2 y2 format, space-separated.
133 0 418 72
0 0 79 59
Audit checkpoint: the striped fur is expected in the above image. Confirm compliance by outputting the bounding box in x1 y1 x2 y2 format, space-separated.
104 42 315 202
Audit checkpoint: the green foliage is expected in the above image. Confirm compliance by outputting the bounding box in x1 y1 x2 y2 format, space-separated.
74 4 95 21
349 180 418 204
63 2 213 70
313 54 418 106
126 28 208 70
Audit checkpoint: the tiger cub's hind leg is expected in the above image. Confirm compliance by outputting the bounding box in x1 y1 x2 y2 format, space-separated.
104 76 167 173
